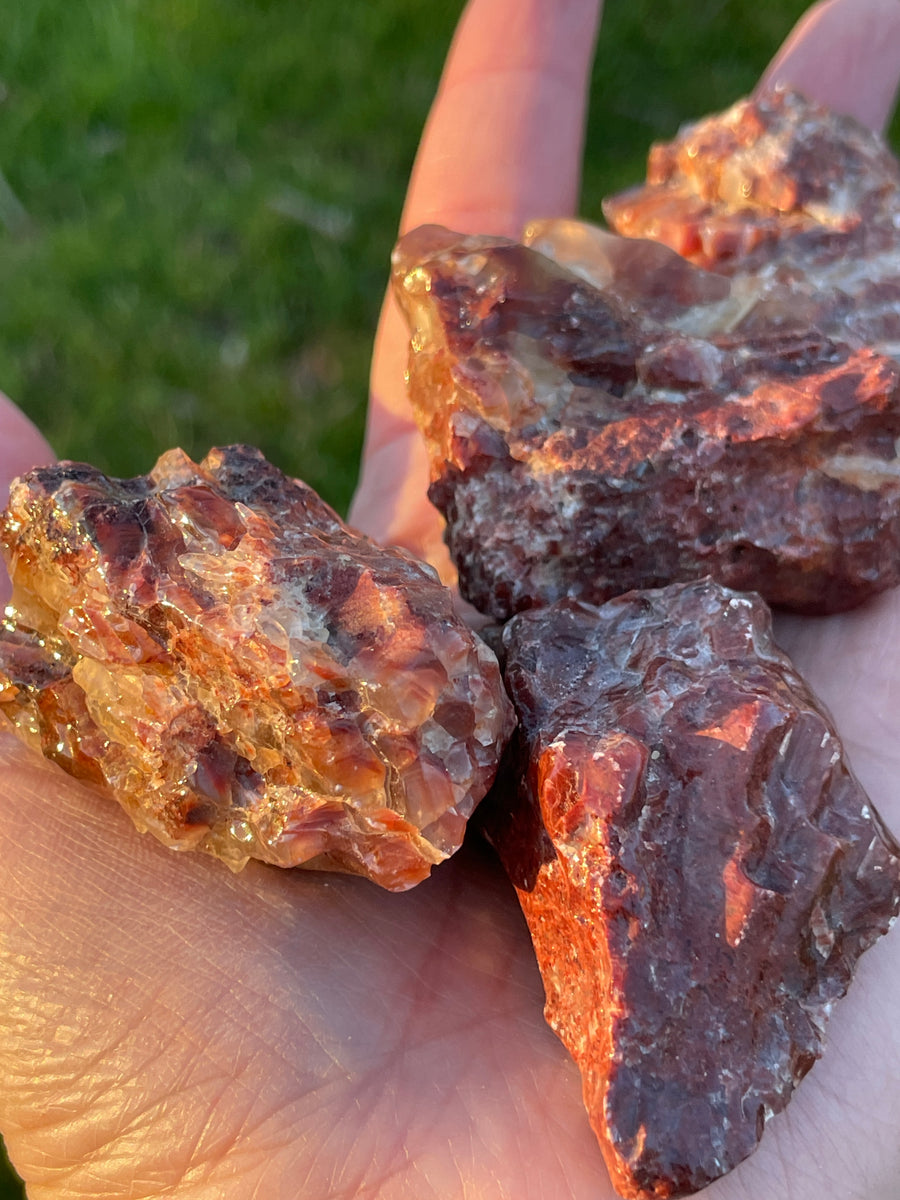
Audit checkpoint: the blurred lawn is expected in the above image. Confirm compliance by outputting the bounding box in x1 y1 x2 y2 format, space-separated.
0 0 471 516
0 0 885 1195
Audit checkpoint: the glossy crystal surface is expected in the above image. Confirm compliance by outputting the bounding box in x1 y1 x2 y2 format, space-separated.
0 445 514 890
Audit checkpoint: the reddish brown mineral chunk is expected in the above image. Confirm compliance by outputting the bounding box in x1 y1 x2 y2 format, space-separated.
392 221 900 619
0 445 514 890
600 89 900 359
603 87 900 272
482 580 900 1199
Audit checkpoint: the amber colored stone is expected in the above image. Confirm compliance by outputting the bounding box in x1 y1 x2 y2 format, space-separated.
600 88 900 360
0 445 514 890
482 580 900 1199
603 87 900 273
392 221 900 619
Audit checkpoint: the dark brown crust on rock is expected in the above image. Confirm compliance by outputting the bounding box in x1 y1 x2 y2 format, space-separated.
0 445 514 890
482 579 900 1199
392 219 900 619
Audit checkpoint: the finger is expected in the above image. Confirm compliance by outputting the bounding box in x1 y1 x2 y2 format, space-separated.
0 392 54 502
0 393 55 604
758 0 900 131
351 0 602 559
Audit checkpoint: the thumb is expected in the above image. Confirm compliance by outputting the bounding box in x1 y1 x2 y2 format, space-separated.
0 393 55 604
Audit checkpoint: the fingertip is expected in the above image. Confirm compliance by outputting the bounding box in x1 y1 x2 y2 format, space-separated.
0 392 55 495
759 0 900 132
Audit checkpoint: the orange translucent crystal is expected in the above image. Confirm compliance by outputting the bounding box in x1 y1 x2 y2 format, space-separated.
0 445 514 890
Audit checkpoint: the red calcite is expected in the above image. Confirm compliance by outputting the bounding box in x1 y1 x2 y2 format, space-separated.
392 221 900 619
484 579 900 1199
603 87 900 275
0 445 514 890
598 89 900 367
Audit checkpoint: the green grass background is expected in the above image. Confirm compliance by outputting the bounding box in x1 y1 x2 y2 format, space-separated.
0 0 886 1194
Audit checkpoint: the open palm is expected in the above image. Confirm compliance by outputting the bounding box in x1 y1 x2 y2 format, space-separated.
3 2 900 1197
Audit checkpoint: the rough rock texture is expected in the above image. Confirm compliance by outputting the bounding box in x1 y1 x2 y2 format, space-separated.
0 445 514 890
392 91 900 623
392 216 900 618
482 579 900 1199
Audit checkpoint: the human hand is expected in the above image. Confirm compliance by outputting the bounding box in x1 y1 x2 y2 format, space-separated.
2 3 900 1199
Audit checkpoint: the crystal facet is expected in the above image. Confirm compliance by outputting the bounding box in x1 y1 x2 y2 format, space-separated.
483 580 900 1199
0 445 514 890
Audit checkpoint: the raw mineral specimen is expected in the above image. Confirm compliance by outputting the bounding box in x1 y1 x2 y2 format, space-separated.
0 445 514 890
483 579 900 1199
391 91 900 620
603 87 900 281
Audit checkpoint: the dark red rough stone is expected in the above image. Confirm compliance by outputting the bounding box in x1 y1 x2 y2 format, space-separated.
482 579 900 1199
392 221 900 619
0 445 514 890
